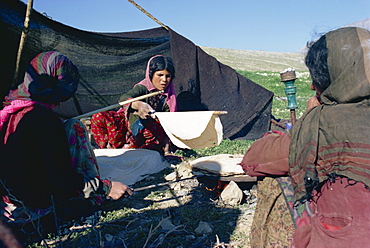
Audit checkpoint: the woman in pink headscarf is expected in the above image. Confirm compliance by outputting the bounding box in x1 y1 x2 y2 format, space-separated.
91 55 177 156
0 51 132 240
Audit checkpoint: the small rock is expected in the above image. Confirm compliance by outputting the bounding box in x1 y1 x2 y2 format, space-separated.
170 182 182 191
195 221 213 234
176 189 189 196
220 181 243 206
186 234 196 241
176 162 193 178
105 233 114 242
160 218 176 231
165 171 178 181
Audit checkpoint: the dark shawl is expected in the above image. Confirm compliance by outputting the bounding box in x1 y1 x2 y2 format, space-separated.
289 27 370 202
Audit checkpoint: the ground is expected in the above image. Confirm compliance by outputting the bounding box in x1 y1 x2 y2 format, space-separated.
36 165 257 248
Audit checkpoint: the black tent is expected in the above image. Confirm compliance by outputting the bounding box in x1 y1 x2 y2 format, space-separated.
0 0 273 140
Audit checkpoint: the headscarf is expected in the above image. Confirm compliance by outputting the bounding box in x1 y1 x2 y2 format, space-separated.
136 55 177 112
1 51 79 130
289 27 370 203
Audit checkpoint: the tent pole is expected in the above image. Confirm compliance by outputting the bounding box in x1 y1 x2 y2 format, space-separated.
128 0 169 31
13 0 34 86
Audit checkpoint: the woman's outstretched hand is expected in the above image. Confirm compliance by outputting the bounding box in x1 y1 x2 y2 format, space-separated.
107 181 133 200
131 101 155 119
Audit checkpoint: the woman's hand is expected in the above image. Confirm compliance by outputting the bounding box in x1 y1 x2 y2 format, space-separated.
306 96 321 111
131 101 155 119
107 181 133 200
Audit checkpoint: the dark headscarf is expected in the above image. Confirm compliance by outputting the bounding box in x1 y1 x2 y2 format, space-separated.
289 27 370 203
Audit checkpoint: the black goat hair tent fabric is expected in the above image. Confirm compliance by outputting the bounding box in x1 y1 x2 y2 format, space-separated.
0 0 273 140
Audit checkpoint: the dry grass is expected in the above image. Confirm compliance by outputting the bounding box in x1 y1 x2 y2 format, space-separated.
200 46 307 72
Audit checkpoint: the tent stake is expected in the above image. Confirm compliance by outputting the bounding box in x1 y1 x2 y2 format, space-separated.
128 0 169 30
13 0 34 86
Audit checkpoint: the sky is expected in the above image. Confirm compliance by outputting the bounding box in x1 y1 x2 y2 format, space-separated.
21 0 370 53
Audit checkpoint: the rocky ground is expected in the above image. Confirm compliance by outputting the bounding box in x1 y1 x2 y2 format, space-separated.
38 161 258 248
101 162 257 248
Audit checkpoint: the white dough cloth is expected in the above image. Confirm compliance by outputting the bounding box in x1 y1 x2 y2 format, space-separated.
155 111 223 149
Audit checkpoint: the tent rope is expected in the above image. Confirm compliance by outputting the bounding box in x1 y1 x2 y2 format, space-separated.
128 0 169 31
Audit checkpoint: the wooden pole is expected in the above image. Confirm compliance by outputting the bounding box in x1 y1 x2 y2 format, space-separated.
13 0 34 85
73 90 164 119
128 0 169 30
133 175 203 192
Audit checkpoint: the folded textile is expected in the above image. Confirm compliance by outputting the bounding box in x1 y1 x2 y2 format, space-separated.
94 149 170 186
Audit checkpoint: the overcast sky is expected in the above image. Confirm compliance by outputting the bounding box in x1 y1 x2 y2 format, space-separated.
22 0 370 53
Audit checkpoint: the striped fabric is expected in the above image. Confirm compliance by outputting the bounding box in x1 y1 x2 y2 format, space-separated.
5 51 79 104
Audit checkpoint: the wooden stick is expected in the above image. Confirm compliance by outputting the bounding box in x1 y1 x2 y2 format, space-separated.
133 175 203 192
13 0 33 85
128 0 169 30
290 109 297 125
213 111 228 115
270 119 286 129
73 90 163 119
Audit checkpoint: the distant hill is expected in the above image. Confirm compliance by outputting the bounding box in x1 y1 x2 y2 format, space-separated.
200 46 307 72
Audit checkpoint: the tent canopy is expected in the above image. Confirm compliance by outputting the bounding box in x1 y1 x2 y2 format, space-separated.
0 0 273 140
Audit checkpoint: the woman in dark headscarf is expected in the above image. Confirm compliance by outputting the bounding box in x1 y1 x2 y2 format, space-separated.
241 27 370 247
0 51 132 238
91 55 178 156
289 27 370 247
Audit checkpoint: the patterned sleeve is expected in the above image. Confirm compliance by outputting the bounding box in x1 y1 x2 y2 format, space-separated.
64 119 112 204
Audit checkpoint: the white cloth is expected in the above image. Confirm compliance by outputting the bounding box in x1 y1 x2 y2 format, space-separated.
155 111 223 149
94 148 170 186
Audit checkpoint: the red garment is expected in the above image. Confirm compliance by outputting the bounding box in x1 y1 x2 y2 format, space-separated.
91 111 127 148
240 132 290 176
91 111 168 154
128 118 168 154
292 178 370 248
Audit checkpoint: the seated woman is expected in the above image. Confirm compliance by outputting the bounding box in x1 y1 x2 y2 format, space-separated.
0 51 132 241
91 55 177 156
240 27 370 247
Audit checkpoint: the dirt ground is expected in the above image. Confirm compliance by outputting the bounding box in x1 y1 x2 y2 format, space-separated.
33 162 257 248
97 165 258 248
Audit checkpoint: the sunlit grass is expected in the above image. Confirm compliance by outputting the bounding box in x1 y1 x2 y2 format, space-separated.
238 70 314 120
